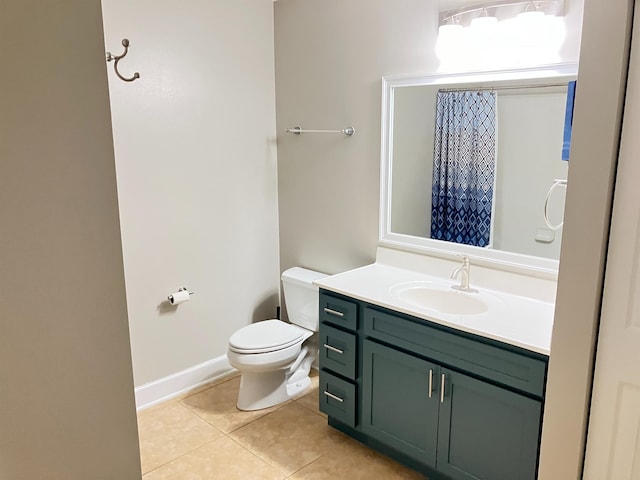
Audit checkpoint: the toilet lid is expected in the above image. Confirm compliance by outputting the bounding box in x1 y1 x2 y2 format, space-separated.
229 319 305 354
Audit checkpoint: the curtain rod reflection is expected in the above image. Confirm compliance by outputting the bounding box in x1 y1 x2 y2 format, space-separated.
438 83 568 92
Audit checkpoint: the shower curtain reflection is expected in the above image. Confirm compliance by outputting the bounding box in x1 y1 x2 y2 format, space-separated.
431 90 498 247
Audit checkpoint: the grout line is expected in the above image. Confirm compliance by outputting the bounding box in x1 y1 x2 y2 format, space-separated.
137 403 225 475
225 434 289 479
224 400 291 435
177 379 295 435
140 438 223 478
292 393 326 418
285 450 328 479
140 374 326 479
178 372 240 402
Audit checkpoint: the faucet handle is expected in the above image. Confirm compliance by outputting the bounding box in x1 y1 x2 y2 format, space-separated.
456 254 470 265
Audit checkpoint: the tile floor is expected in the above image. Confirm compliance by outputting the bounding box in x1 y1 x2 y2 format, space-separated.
138 371 428 479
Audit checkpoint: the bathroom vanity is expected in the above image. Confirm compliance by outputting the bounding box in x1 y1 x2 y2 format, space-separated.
315 256 554 480
312 64 571 479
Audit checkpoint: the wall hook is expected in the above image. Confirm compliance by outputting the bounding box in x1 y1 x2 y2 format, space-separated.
106 39 140 82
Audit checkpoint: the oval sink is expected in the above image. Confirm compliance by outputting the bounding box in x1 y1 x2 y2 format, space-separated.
390 282 501 316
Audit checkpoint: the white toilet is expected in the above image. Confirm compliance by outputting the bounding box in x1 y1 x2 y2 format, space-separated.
227 267 327 411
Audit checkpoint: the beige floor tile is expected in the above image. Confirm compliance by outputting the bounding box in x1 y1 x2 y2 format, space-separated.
173 372 240 403
229 401 350 476
143 436 285 480
180 376 283 433
293 371 324 416
138 402 224 474
290 435 429 480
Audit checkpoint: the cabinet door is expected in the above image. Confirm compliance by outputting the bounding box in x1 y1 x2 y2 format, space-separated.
361 340 440 467
437 369 542 480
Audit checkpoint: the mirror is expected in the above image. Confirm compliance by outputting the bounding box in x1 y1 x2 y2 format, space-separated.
380 64 578 275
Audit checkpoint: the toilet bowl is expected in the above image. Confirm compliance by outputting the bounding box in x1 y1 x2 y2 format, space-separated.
227 267 327 411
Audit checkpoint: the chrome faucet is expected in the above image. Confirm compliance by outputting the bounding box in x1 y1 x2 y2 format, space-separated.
450 255 477 293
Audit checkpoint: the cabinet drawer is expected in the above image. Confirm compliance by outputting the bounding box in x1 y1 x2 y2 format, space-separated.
319 370 357 427
364 307 547 398
319 324 357 379
319 292 358 331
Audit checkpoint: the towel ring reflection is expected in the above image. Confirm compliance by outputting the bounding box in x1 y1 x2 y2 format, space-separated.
544 179 567 230
106 39 140 82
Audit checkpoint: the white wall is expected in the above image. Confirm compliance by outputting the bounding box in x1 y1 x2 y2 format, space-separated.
391 87 436 238
493 90 568 259
101 0 280 387
0 1 141 478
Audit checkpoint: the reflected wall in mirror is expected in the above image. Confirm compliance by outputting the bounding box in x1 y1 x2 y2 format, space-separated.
380 64 578 275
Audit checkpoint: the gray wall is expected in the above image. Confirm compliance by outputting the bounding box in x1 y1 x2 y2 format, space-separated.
0 1 141 479
102 0 280 387
275 0 440 277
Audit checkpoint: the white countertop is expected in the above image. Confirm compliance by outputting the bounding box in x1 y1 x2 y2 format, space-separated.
315 262 555 356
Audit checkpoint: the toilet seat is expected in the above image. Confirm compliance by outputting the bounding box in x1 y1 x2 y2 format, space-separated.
228 319 305 354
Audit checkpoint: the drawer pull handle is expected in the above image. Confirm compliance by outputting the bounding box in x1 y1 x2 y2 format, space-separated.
428 369 433 399
324 390 344 403
440 373 446 404
323 343 344 354
323 308 345 317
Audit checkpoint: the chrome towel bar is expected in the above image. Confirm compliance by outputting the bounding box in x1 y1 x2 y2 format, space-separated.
285 126 355 136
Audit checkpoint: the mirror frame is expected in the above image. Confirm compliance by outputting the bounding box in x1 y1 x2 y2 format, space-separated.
379 63 578 277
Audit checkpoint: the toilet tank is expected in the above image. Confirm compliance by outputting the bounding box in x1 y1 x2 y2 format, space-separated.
281 267 327 331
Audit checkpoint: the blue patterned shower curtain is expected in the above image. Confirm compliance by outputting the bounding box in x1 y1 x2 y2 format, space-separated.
430 90 497 247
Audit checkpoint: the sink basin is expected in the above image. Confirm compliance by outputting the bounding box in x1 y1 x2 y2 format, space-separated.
390 282 500 316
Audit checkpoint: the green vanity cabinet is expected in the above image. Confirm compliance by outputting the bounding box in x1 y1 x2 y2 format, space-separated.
318 289 547 480
318 292 360 428
361 340 540 480
436 368 541 480
361 339 440 467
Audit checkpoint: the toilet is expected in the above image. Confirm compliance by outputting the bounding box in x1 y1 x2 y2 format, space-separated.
227 267 327 411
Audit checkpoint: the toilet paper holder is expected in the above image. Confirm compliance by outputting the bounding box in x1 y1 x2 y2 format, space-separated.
167 287 195 305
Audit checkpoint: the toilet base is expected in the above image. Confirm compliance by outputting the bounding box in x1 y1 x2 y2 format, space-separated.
236 350 315 411
236 370 311 411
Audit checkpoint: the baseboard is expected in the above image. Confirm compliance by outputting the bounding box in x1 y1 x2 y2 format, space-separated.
135 355 235 411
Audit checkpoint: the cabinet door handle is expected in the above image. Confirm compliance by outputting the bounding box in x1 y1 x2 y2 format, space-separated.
323 343 344 354
440 373 446 403
323 307 345 317
428 369 434 399
323 390 344 402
